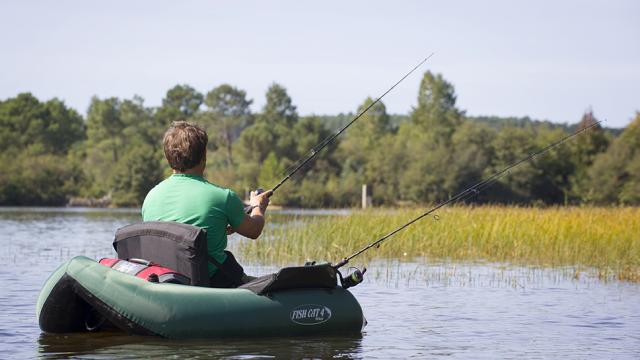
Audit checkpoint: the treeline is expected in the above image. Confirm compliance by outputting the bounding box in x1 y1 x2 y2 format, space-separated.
1 71 639 207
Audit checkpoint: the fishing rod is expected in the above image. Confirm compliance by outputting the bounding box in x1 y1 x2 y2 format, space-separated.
334 120 603 270
266 53 435 194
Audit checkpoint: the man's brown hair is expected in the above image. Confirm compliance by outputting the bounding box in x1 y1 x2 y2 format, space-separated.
163 121 208 171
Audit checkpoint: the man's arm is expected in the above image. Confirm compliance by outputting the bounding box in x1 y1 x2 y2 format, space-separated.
233 190 272 239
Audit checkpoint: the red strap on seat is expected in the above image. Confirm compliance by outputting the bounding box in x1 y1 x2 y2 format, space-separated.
99 258 119 267
100 257 182 278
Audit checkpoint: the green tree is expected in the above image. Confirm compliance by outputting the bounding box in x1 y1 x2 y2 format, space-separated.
572 110 610 165
120 96 159 148
411 71 463 141
0 93 85 205
110 144 164 206
569 110 610 200
256 83 298 160
258 83 298 127
529 126 576 204
162 84 203 117
448 121 496 202
0 93 84 156
483 125 539 203
284 116 342 206
292 116 340 177
395 72 465 204
0 153 82 205
338 98 391 163
584 112 640 204
156 84 203 126
620 157 640 204
84 96 164 199
86 97 124 163
257 152 285 190
362 132 405 204
337 98 394 205
235 83 299 187
203 84 253 166
234 122 275 187
397 125 455 203
484 125 579 204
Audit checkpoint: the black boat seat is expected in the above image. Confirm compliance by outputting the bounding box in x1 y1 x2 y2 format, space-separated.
113 222 210 287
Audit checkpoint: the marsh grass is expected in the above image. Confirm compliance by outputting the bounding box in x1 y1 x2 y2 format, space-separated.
238 206 640 282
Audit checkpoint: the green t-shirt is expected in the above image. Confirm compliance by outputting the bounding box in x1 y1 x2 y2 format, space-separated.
141 174 246 276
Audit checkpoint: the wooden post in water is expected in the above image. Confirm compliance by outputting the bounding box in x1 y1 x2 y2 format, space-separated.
362 184 372 209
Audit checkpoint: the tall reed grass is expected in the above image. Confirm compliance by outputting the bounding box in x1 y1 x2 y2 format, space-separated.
238 206 640 281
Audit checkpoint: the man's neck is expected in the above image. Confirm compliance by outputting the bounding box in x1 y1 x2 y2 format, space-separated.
173 168 204 177
172 158 206 177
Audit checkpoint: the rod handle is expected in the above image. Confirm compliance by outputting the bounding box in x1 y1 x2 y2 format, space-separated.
334 258 349 269
244 188 265 213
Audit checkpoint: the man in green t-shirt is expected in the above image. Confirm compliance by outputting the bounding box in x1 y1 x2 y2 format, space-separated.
142 121 272 288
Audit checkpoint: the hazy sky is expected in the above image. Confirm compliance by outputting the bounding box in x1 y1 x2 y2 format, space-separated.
1 1 638 127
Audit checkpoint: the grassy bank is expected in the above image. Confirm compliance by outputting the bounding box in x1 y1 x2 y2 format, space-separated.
239 206 640 281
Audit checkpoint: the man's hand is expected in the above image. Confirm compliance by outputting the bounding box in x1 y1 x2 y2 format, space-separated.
234 189 273 239
249 189 273 212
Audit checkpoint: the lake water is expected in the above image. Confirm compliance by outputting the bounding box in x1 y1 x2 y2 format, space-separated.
1 208 639 359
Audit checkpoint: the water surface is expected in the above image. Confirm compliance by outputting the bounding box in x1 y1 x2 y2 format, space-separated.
1 208 638 359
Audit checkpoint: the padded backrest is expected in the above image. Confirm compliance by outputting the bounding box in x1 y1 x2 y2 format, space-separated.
113 222 210 287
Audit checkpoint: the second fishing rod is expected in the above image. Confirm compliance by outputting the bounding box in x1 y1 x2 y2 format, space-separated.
333 120 604 273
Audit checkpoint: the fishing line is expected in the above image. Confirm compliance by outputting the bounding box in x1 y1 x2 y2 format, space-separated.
334 120 603 269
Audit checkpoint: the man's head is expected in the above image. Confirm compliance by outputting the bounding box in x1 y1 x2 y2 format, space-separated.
163 121 208 172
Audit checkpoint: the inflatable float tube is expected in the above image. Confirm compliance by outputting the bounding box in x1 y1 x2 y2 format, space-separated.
37 256 365 339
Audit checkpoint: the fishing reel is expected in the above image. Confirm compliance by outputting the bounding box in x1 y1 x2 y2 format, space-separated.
338 266 367 289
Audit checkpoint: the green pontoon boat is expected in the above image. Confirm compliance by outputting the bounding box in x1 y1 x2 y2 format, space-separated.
37 222 365 339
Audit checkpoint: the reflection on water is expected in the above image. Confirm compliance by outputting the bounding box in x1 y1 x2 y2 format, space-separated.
37 332 363 359
1 208 639 359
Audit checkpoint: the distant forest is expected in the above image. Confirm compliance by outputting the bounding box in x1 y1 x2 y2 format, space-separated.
1 71 639 207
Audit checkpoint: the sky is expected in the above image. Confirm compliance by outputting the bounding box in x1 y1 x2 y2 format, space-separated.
1 0 638 128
